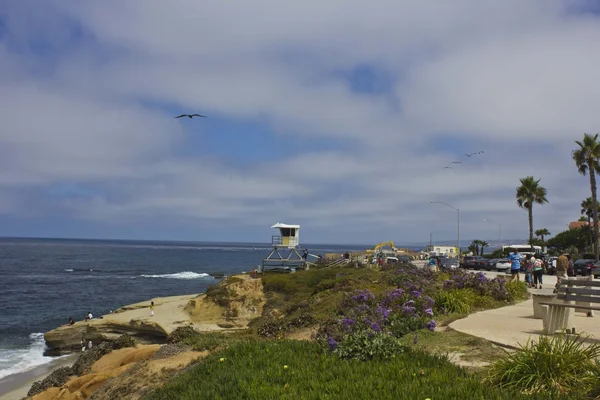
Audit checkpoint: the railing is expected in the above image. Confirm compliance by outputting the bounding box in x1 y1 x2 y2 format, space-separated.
271 236 299 247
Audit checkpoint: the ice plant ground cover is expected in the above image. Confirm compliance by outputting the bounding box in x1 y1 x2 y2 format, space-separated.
146 340 557 400
145 265 566 399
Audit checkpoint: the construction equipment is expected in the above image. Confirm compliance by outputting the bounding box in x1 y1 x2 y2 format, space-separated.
367 241 397 253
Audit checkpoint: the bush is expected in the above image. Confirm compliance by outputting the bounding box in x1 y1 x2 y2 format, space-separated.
166 325 197 344
146 340 550 400
330 330 405 361
486 333 600 397
434 290 470 314
505 280 529 302
27 366 73 397
112 333 136 349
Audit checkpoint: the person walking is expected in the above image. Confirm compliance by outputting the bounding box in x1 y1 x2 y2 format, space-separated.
555 253 569 290
533 256 544 289
508 248 522 281
524 255 534 287
150 301 155 317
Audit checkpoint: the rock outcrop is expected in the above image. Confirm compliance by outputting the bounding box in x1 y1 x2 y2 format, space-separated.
44 275 266 353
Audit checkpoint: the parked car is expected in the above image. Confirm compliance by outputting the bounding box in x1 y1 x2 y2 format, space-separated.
397 255 412 264
573 259 596 276
593 261 600 278
485 258 499 271
495 259 511 272
545 257 557 275
440 257 459 270
460 256 486 270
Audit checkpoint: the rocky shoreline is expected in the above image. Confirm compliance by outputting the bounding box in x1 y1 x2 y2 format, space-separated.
43 274 265 354
12 274 266 399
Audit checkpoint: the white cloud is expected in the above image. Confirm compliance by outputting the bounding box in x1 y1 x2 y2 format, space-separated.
0 1 597 243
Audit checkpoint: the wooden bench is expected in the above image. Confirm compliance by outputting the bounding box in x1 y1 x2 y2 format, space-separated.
539 277 600 334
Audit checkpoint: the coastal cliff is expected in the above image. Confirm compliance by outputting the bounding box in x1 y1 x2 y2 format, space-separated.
44 275 266 353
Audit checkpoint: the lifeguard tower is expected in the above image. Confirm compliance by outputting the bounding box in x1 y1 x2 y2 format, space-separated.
261 223 308 272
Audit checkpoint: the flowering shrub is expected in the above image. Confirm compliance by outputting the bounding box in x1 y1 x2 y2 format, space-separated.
326 287 437 359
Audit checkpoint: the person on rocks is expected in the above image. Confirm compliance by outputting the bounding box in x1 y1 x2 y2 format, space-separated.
81 337 86 352
150 301 155 317
68 317 74 325
85 312 93 321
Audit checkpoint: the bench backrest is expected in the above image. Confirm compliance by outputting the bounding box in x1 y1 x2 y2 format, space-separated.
556 278 600 304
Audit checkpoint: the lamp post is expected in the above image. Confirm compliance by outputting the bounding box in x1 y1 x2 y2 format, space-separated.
431 201 460 259
429 231 438 247
482 219 501 241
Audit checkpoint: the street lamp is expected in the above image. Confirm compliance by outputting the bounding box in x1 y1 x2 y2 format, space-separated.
482 219 501 241
431 201 460 258
429 231 439 247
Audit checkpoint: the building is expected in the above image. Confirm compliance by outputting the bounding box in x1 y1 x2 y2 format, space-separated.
425 245 458 257
569 220 593 230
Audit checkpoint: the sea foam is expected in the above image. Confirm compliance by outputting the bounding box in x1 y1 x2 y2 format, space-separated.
0 333 56 380
140 272 211 280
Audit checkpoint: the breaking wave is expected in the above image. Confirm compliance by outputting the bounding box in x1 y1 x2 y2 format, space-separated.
140 272 212 280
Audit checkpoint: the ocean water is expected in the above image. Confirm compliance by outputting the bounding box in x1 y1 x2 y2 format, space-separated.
0 237 366 381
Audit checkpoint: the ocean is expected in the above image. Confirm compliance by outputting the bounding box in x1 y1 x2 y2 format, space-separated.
0 237 367 383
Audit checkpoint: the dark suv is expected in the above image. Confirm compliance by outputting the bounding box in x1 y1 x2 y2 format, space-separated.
461 256 486 270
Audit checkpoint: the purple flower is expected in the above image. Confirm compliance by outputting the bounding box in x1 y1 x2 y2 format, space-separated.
403 300 415 307
424 308 434 317
351 290 375 303
354 304 369 314
443 280 454 289
371 322 381 332
423 296 435 308
410 290 422 298
402 306 417 317
426 320 437 331
342 318 355 332
376 305 392 319
327 337 338 350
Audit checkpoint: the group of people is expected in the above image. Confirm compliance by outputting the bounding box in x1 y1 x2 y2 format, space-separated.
508 248 573 290
427 256 441 272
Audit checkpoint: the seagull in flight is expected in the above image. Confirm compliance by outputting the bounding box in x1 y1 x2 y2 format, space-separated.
443 166 452 169
465 151 485 157
175 114 207 119
451 161 462 164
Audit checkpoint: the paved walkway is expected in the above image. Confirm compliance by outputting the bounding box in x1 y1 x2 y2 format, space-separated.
450 286 600 349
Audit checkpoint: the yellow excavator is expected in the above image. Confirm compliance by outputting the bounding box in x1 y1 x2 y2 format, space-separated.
366 241 398 253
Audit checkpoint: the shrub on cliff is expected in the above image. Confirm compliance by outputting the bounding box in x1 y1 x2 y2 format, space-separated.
71 341 114 375
166 326 198 344
113 333 136 349
146 340 551 400
27 366 74 397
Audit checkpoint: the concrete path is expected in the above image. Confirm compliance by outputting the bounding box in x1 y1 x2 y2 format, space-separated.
450 287 600 349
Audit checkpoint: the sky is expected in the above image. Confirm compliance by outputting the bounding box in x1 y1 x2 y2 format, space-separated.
0 1 600 245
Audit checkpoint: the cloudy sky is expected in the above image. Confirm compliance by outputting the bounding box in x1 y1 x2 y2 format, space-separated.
0 0 599 245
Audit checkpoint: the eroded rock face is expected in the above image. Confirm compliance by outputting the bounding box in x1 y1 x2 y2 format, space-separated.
186 275 266 328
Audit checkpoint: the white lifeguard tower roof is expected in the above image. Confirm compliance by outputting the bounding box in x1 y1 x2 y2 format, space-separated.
271 223 300 229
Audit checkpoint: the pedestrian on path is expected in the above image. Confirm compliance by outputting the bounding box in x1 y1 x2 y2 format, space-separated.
508 248 522 281
555 253 569 290
525 255 534 287
533 257 543 289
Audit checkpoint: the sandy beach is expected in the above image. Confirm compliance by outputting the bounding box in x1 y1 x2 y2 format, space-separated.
0 354 77 400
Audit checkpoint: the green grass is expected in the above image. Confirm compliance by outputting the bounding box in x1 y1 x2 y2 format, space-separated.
146 340 552 400
398 328 506 369
166 328 258 352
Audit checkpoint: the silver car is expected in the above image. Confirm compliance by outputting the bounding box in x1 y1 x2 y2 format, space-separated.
495 259 511 272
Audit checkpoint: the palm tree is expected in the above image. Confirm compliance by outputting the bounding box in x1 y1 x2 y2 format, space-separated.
534 228 550 243
479 241 489 256
573 133 600 262
581 197 594 248
516 176 549 252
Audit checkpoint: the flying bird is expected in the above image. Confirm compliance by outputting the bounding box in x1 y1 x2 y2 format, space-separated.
175 114 207 119
443 166 452 169
465 153 472 157
465 151 485 157
451 161 462 164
